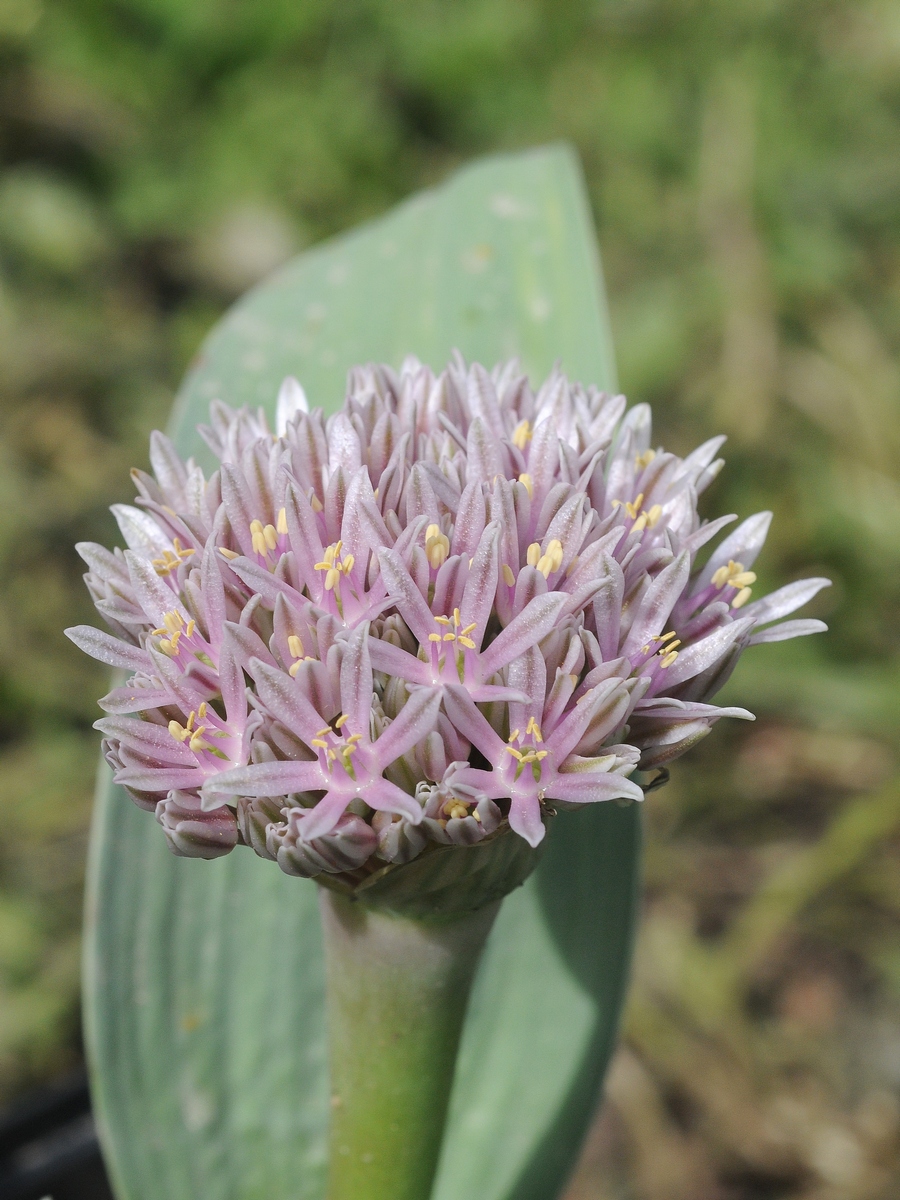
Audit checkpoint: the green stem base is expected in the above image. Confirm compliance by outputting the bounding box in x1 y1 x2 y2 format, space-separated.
319 888 499 1200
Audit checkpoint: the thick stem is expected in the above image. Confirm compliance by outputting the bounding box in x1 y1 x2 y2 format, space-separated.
319 888 499 1200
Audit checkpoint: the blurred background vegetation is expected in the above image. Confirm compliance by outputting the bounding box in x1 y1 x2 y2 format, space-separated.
0 1 897 1197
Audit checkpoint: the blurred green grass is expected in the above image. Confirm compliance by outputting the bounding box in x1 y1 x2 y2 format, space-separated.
0 2 898 1196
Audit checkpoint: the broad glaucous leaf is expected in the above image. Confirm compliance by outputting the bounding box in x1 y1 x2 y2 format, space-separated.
84 144 640 1200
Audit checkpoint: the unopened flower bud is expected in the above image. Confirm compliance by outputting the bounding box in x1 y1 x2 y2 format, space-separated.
267 810 378 877
103 740 161 812
372 809 429 864
156 791 238 859
236 795 285 860
419 770 502 846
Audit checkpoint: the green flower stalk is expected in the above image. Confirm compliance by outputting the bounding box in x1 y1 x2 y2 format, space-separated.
320 892 499 1200
68 356 828 1196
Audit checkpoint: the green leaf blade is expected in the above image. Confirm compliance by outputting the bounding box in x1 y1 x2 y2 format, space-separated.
84 143 639 1200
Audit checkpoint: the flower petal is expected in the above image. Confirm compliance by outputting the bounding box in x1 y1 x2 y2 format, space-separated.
479 591 567 680
459 523 500 641
340 624 374 735
377 548 436 645
742 578 831 626
442 686 507 762
748 618 828 645
65 626 151 671
202 758 325 801
276 376 308 435
663 617 755 686
508 792 546 847
374 687 442 767
249 658 331 745
548 772 643 805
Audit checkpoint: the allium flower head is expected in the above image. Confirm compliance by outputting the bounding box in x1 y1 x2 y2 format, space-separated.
68 356 829 881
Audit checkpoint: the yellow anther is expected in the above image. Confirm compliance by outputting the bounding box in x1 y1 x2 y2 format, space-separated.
659 650 679 669
658 630 678 644
428 633 443 643
646 504 662 528
219 547 239 560
198 702 207 718
346 733 364 744
185 619 196 638
535 538 563 579
250 519 268 555
458 637 476 649
636 449 657 469
446 802 470 820
152 539 195 575
188 727 209 753
276 507 288 535
658 639 681 653
732 587 752 609
310 493 323 513
289 660 302 677
443 632 456 642
527 542 541 568
316 542 353 593
288 634 305 659
626 493 644 520
168 720 188 742
505 745 524 761
162 611 183 634
453 608 461 626
425 523 450 569
711 563 732 588
631 513 648 533
512 419 533 450
526 717 543 742
434 615 452 626
263 523 278 551
460 622 477 636
518 473 534 498
341 743 358 765
311 738 329 749
335 713 349 729
152 550 177 575
711 560 757 591
502 563 515 587
509 729 521 743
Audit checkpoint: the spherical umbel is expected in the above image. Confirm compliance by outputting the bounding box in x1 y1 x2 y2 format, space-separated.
66 355 829 900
